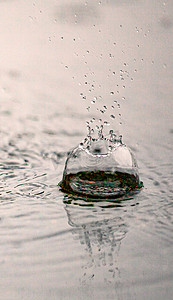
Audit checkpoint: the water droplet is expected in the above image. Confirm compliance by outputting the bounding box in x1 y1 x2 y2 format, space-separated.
109 130 117 142
104 121 110 126
98 125 104 139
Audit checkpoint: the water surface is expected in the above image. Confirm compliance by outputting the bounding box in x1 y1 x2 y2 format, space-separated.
0 1 173 299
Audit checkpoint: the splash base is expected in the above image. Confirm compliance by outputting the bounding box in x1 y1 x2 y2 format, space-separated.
59 135 143 199
59 170 141 198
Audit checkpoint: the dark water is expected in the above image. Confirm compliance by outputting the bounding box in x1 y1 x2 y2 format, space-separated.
60 170 141 198
0 1 173 299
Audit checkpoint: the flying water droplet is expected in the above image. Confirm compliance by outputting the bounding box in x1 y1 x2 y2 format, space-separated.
104 121 110 126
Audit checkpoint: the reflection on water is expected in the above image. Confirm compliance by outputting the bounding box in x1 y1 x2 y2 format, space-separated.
63 195 138 290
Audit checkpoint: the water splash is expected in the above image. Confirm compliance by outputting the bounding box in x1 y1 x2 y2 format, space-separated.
59 129 143 198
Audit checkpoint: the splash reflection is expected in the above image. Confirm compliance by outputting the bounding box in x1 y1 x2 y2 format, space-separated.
63 195 138 288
